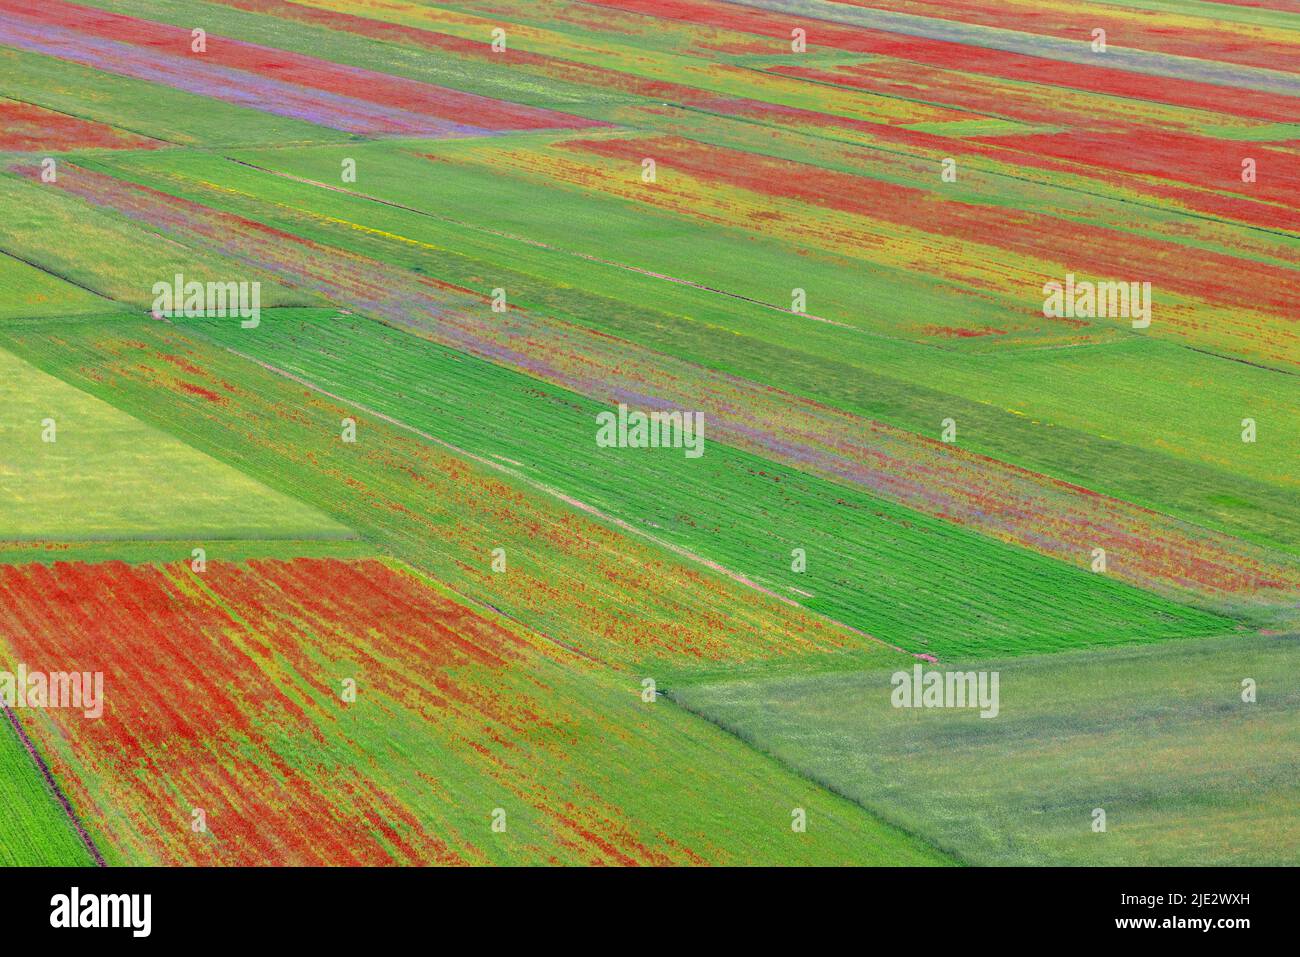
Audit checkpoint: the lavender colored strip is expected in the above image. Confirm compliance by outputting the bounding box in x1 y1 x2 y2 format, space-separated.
0 16 493 136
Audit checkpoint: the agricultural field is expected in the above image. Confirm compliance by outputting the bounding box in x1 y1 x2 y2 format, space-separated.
0 317 907 676
675 634 1300 866
0 344 349 542
0 557 945 865
0 0 1295 873
0 715 95 866
0 251 107 320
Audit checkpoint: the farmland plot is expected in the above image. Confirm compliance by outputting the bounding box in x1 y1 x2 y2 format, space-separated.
0 344 350 542
0 0 1296 872
4 316 1238 660
0 557 948 865
675 634 1300 866
0 318 902 676
0 712 94 866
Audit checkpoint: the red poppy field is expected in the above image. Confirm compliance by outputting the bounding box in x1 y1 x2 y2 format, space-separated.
0 557 941 865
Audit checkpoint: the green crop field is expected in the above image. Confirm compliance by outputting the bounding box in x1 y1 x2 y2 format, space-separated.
0 317 908 677
0 174 312 311
0 344 350 542
0 712 94 866
69 145 1300 556
0 252 108 321
182 310 1235 659
676 634 1300 866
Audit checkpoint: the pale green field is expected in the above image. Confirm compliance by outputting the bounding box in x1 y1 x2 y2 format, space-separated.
0 252 108 320
676 634 1300 866
0 346 351 541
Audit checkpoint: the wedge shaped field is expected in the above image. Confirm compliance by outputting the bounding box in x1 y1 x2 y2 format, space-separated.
676 635 1300 866
3 315 1237 660
0 318 907 678
186 311 1238 659
0 252 109 320
0 345 350 542
0 172 313 311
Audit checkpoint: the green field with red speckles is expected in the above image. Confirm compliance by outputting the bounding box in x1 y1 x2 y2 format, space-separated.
1 0 1297 867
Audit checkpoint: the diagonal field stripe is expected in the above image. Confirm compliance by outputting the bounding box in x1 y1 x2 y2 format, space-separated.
731 0 1300 95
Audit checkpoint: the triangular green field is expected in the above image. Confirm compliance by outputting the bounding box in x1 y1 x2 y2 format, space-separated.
0 346 351 542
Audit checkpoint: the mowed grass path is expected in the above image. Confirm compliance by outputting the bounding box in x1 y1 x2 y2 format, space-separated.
676 635 1300 865
0 345 350 542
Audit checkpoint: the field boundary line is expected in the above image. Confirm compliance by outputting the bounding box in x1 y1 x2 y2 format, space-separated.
0 246 119 304
665 690 966 866
1 701 105 866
